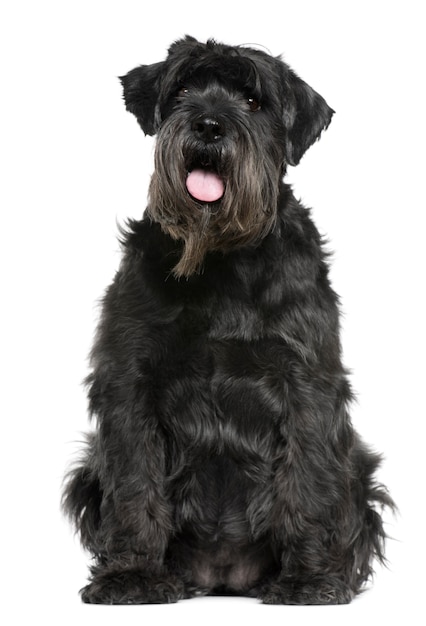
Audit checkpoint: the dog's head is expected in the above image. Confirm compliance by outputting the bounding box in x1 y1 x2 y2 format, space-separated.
120 37 333 276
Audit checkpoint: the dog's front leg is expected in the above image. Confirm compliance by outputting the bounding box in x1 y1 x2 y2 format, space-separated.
79 398 182 604
258 382 357 605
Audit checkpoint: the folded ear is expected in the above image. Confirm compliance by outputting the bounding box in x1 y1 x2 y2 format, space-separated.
119 62 164 135
283 68 334 166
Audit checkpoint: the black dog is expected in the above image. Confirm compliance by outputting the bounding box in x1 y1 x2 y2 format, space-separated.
63 36 393 605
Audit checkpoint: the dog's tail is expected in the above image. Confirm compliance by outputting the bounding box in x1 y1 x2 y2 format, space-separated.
350 442 396 592
62 434 103 552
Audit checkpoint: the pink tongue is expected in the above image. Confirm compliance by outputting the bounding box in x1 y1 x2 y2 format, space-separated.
186 169 225 202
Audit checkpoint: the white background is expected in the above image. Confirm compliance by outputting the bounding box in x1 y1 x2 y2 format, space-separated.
1 1 425 624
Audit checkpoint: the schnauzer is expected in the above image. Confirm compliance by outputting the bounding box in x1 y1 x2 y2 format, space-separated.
63 36 394 605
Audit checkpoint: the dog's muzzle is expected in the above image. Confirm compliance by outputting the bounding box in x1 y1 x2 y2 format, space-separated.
185 115 226 203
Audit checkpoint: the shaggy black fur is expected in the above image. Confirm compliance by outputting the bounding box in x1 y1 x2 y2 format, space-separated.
63 36 394 605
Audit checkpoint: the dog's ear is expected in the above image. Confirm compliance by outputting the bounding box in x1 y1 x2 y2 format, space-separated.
283 68 334 166
119 62 164 135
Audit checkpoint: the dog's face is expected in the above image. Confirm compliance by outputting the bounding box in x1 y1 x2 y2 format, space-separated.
120 37 333 276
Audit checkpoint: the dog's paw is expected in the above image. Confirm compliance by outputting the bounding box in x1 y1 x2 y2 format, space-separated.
259 577 354 605
80 568 185 604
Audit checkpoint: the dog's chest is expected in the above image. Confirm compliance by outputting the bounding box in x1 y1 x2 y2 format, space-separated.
156 314 284 465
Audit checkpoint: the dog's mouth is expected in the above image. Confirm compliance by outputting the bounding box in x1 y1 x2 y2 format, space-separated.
186 167 225 203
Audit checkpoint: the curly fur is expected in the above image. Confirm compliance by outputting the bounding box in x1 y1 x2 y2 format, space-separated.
62 36 394 605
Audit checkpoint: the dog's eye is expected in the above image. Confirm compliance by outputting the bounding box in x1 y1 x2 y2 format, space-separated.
177 87 189 98
247 97 261 112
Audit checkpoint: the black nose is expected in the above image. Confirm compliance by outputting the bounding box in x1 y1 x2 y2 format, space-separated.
191 116 225 143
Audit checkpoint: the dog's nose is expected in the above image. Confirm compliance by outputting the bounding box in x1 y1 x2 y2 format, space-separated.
191 116 225 143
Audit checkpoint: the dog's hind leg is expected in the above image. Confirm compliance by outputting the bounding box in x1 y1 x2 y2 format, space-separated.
62 464 101 552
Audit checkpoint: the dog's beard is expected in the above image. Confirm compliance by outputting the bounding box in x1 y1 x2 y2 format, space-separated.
147 115 281 277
